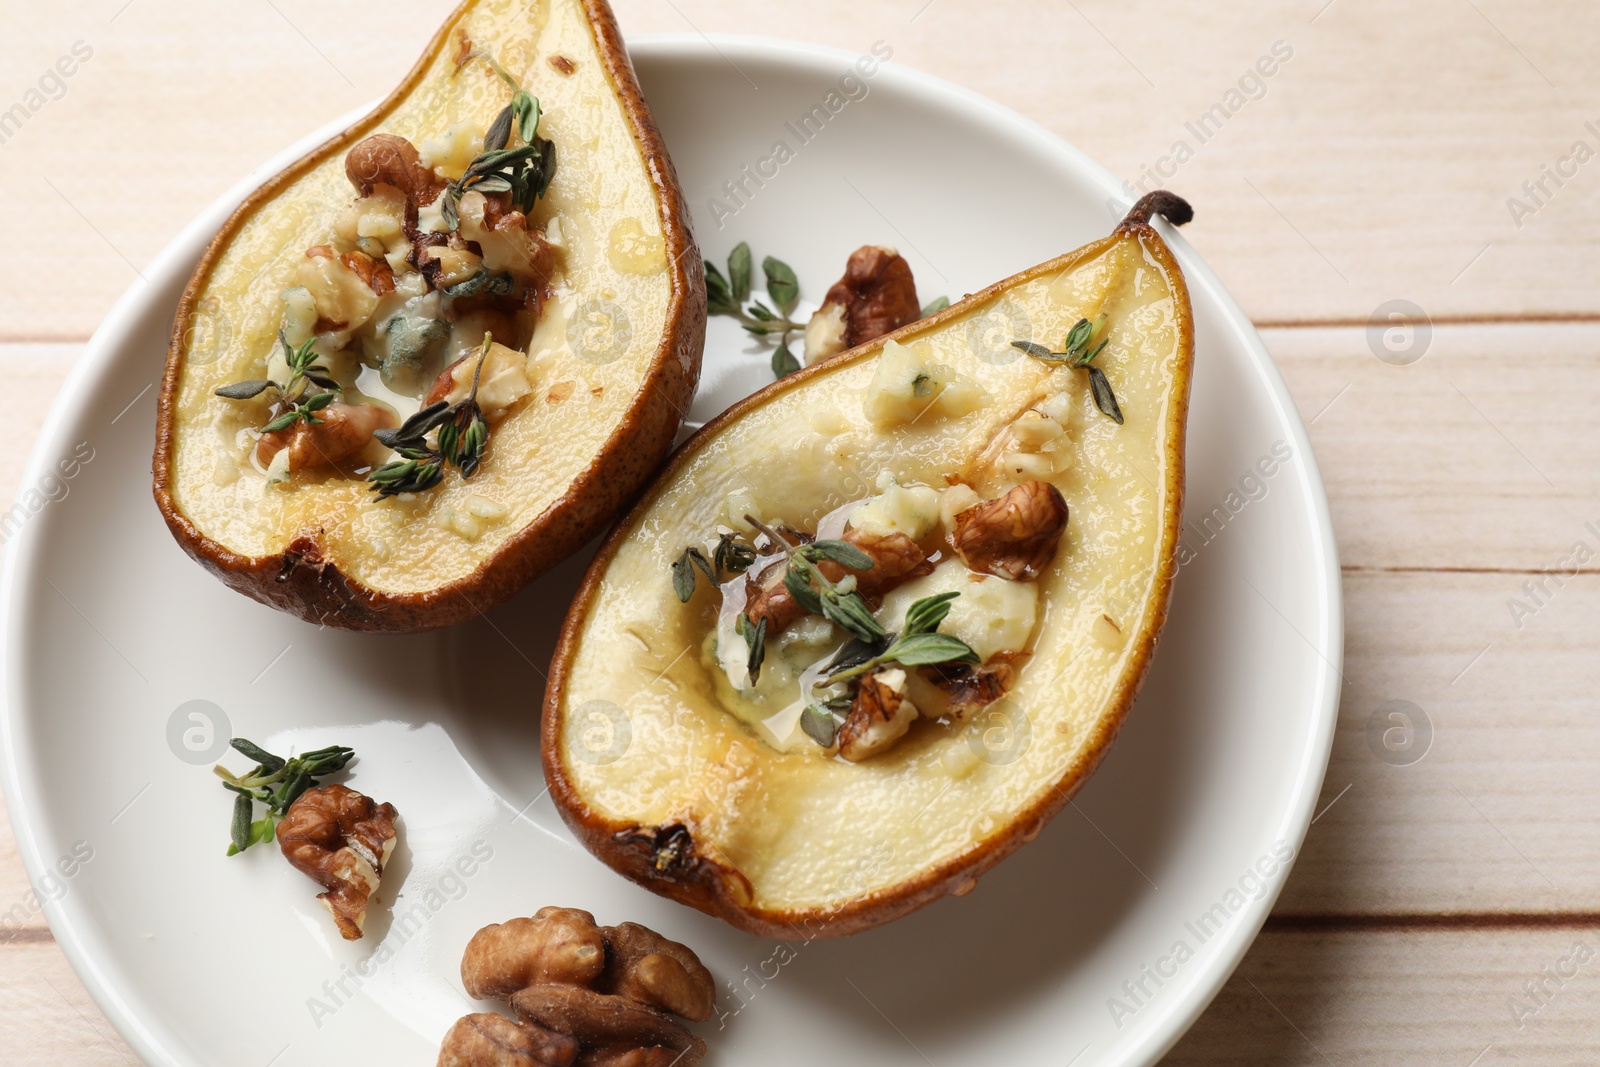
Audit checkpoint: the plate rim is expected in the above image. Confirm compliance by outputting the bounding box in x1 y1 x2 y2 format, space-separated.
0 33 1342 1067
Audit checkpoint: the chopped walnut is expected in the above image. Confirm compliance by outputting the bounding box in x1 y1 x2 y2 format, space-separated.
929 652 1022 719
837 667 919 762
275 784 398 941
803 245 922 364
340 248 395 297
744 527 933 635
437 1012 579 1067
256 400 396 472
954 480 1070 581
462 907 607 999
445 911 714 1067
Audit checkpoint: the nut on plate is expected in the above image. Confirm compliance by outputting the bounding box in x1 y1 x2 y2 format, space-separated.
275 783 398 940
462 907 607 998
803 245 923 364
441 909 715 1067
438 1013 579 1067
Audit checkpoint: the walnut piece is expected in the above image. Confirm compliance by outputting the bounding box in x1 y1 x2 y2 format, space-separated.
744 527 934 636
275 784 398 940
954 480 1070 581
930 652 1022 719
510 985 705 1067
803 245 923 364
445 910 715 1067
437 1012 578 1067
596 923 716 1022
345 133 447 219
256 400 396 472
462 907 607 999
837 667 919 762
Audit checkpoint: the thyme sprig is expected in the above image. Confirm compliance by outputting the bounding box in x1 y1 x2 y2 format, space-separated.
368 334 494 496
706 244 952 381
214 333 343 433
782 539 884 644
443 49 556 229
705 242 806 379
825 591 978 682
1011 316 1123 424
672 532 759 603
798 593 979 747
213 737 355 855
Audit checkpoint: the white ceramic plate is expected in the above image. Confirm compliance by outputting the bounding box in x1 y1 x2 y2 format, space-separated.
0 36 1340 1067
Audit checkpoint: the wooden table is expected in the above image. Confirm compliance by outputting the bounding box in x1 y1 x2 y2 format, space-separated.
3 1 1597 1062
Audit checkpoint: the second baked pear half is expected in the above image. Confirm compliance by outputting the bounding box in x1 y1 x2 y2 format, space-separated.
546 193 1196 937
153 0 702 631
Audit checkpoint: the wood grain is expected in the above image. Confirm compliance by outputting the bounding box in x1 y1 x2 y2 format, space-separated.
1165 926 1600 1065
1270 324 1600 574
3 0 1597 338
0 942 138 1065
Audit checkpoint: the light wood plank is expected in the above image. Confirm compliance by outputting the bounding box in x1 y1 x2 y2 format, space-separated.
1268 323 1600 574
4 0 1599 339
0 345 81 521
0 940 139 1065
1276 568 1600 916
1163 926 1600 1065
0 789 42 936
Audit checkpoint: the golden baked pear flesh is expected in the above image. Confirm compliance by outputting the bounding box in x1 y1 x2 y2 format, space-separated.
545 192 1196 938
153 0 702 631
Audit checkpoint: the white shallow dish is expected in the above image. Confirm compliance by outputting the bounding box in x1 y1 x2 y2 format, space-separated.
0 35 1340 1067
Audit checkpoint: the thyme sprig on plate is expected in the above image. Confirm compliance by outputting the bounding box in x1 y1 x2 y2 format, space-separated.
368 334 494 496
705 243 807 379
707 244 953 381
214 333 343 433
214 737 355 855
798 592 979 747
1011 315 1124 424
443 48 557 229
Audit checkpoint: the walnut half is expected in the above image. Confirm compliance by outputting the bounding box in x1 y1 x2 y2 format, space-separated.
953 480 1070 581
461 907 607 999
442 910 716 1067
803 245 922 364
275 784 398 940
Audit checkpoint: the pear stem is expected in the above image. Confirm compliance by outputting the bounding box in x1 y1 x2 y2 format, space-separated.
1122 191 1194 228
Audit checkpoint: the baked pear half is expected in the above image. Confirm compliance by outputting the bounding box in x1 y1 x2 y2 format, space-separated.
545 193 1196 937
153 0 702 631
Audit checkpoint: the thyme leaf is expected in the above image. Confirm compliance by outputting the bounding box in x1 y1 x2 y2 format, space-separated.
800 698 851 747
771 340 800 379
214 379 275 400
736 611 768 683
